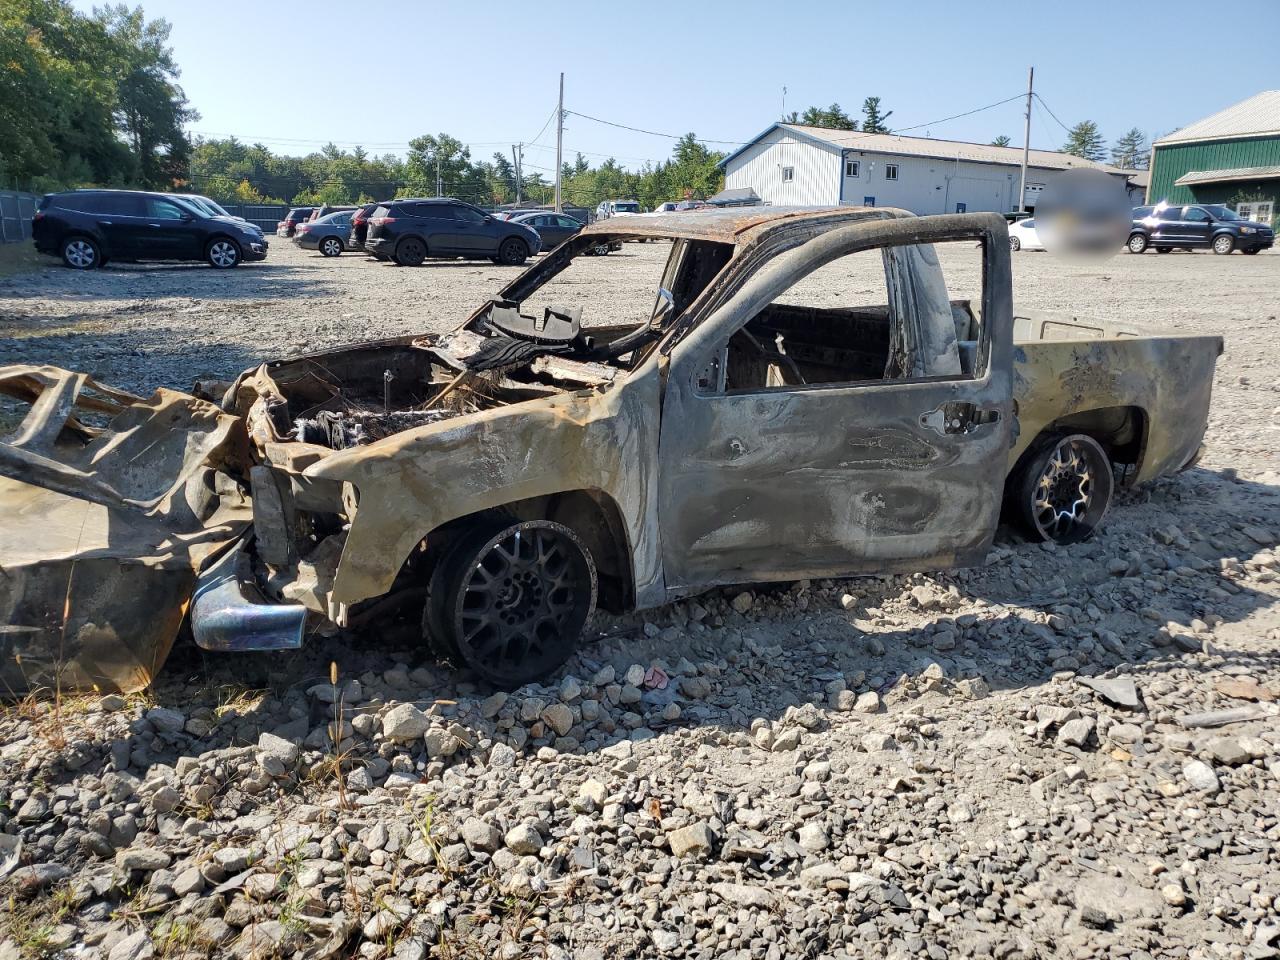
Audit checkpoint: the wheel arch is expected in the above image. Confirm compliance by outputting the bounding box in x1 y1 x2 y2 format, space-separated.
1013 404 1149 486
410 488 635 614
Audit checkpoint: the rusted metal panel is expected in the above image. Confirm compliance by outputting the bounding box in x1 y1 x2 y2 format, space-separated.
0 366 251 694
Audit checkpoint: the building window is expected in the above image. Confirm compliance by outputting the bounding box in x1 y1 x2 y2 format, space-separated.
885 163 898 181
781 166 795 183
845 160 860 177
1238 201 1273 225
863 196 876 207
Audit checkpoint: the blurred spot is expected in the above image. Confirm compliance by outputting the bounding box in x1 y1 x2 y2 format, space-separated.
1034 169 1130 261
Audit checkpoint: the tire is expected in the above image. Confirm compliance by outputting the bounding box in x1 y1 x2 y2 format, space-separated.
424 518 596 689
1156 247 1172 254
497 237 529 266
372 252 389 261
395 237 426 267
61 236 100 270
1243 248 1260 255
1212 234 1234 255
1011 433 1114 545
1127 233 1148 254
593 244 610 256
320 236 344 257
206 238 241 269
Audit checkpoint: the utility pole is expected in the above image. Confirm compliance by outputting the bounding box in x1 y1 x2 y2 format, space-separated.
554 72 564 213
1018 66 1034 214
512 144 523 204
436 151 442 198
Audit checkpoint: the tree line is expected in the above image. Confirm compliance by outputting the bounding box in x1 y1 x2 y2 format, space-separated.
189 133 728 211
988 124 1150 169
1 0 194 189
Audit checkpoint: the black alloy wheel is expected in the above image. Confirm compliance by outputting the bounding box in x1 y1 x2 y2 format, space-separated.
426 519 596 688
498 237 529 266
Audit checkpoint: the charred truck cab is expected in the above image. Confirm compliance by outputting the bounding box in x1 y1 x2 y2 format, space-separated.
0 208 1222 694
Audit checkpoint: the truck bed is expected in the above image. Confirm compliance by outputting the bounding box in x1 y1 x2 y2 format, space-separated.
1009 310 1222 484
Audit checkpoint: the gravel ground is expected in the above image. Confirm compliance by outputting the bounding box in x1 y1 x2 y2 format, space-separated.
1 237 1279 960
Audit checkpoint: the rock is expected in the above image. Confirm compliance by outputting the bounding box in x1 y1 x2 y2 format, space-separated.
541 704 574 737
668 822 716 858
381 704 430 742
731 591 754 614
504 824 543 856
108 930 155 960
148 785 180 814
212 846 253 873
771 727 802 752
1182 759 1220 793
560 676 582 701
1161 883 1187 907
115 848 171 872
624 664 646 687
798 822 830 852
578 778 608 809
15 795 48 823
1206 736 1267 765
651 929 681 953
173 867 205 896
840 593 858 611
145 707 185 734
862 732 896 752
834 689 858 711
480 692 509 718
99 694 127 712
461 817 502 854
1057 717 1096 748
363 906 412 940
1078 675 1141 709
1213 677 1276 702
257 733 299 777
955 677 990 700
711 882 776 910
424 728 462 758
489 743 517 768
854 691 880 714
13 863 69 894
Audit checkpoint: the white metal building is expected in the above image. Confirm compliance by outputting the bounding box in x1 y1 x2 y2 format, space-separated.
720 123 1134 214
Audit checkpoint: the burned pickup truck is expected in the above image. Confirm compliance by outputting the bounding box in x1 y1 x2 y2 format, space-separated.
0 208 1222 693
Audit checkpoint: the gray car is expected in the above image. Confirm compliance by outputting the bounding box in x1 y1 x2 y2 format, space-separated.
511 212 620 255
295 211 353 257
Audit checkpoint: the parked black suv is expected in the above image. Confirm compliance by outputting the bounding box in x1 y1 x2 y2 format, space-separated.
365 198 541 266
1127 203 1274 255
32 190 268 269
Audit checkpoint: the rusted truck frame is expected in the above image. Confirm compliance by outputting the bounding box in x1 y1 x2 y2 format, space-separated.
0 208 1222 693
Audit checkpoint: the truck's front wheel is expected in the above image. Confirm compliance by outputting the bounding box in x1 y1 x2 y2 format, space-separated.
1011 433 1113 544
425 519 597 689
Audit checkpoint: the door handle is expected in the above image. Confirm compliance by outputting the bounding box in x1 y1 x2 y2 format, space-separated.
920 401 1001 436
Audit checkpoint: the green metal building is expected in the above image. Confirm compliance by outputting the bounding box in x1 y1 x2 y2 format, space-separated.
1148 90 1280 225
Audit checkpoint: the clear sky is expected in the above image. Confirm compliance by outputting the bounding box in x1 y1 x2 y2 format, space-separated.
74 0 1280 169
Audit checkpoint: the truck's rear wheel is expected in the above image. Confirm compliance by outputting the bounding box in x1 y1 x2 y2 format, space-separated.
1012 433 1113 544
424 519 596 689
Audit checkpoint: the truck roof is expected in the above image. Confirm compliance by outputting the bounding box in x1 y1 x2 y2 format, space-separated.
581 205 912 244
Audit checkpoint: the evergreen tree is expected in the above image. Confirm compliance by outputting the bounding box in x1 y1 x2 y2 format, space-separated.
1110 127 1149 169
991 135 1012 147
861 97 893 134
1061 121 1107 162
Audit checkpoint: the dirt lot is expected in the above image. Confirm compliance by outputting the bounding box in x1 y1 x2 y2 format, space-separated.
1 237 1279 959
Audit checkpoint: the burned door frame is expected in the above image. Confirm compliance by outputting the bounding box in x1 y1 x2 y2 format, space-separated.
655 213 1014 593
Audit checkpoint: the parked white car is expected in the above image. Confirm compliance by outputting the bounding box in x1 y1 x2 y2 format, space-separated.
1007 217 1044 251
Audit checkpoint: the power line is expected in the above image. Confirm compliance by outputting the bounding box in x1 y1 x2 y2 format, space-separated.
564 110 744 145
527 105 560 149
1032 93 1073 135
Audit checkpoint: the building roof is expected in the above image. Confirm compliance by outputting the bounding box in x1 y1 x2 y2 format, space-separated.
1173 165 1280 187
581 205 907 244
707 186 761 205
1124 168 1150 188
1154 91 1280 145
719 123 1128 175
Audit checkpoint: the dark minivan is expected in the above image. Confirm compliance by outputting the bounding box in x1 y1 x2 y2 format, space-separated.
1127 203 1274 255
32 190 268 269
364 198 541 266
